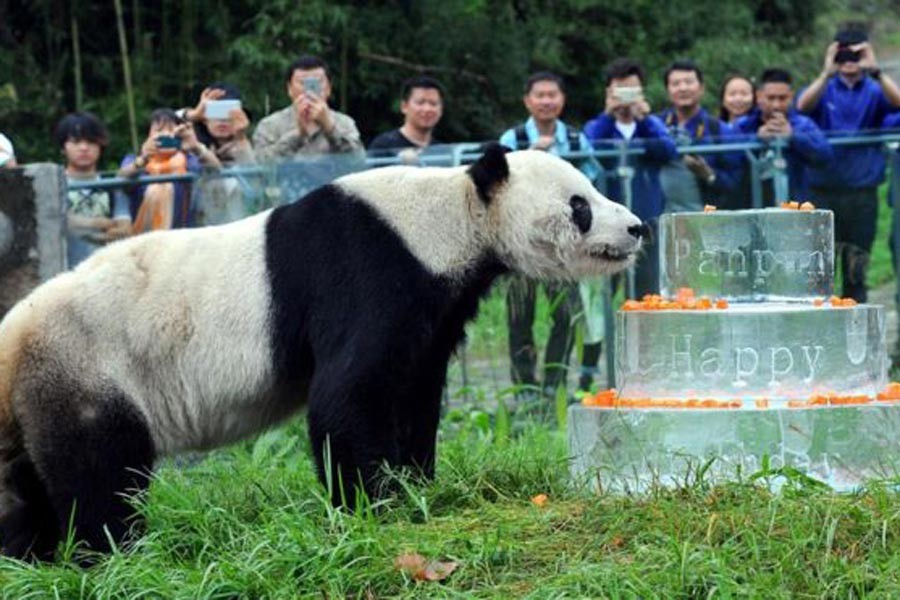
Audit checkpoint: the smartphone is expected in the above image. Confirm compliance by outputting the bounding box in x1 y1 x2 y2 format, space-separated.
205 99 241 120
614 86 642 103
302 77 323 97
156 135 182 150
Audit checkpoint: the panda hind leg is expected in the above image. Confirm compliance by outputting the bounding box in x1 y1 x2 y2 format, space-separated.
0 444 60 561
13 379 156 561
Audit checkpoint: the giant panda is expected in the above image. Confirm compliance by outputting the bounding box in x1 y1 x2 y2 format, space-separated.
0 144 643 560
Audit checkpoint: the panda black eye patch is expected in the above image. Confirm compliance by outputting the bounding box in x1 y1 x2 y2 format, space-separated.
569 195 592 234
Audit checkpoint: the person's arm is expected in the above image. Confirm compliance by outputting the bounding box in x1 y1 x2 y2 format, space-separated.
856 42 900 108
788 117 833 167
635 115 677 163
705 123 742 192
252 112 303 162
583 114 617 142
797 43 838 113
324 112 365 155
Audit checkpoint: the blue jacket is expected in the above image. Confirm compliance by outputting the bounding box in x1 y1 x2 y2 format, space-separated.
582 113 677 222
734 108 833 202
656 107 743 196
799 75 896 188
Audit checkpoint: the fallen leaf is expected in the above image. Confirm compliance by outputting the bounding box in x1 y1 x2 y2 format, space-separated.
394 552 459 582
394 552 426 577
422 560 458 581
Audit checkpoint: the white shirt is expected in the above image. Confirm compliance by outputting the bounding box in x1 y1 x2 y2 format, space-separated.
614 121 637 140
0 133 14 166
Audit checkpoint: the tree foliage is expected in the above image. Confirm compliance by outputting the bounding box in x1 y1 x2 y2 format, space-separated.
0 0 834 167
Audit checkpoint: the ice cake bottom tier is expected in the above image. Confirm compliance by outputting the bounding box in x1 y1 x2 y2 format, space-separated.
615 304 887 402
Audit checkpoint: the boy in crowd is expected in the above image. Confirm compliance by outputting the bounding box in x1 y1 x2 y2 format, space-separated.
369 75 445 161
656 59 742 212
55 112 132 266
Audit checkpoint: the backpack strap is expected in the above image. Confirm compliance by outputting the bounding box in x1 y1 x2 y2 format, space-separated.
514 125 530 150
566 127 581 152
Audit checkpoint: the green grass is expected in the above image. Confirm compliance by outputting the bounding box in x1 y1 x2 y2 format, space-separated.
866 185 896 290
4 418 900 598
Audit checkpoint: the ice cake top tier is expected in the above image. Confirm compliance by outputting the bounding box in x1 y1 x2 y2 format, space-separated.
659 209 834 302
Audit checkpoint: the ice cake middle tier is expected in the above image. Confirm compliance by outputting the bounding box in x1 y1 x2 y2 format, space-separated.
615 304 887 403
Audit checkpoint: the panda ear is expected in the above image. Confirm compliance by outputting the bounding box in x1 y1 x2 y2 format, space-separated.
468 143 511 205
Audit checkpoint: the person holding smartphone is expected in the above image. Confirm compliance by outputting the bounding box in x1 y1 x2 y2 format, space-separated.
796 24 900 303
118 109 217 232
179 81 255 168
583 58 677 298
733 68 832 207
252 55 364 161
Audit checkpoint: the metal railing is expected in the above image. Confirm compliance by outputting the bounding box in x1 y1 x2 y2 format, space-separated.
61 131 900 391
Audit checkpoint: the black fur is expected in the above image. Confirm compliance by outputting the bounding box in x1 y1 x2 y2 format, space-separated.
3 354 155 562
266 185 507 505
570 195 592 235
467 143 510 205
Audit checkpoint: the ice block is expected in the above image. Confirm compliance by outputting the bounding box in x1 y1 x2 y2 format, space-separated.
659 210 834 302
615 304 887 402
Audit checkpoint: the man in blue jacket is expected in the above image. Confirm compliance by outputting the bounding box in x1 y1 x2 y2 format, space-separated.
583 58 677 297
656 59 743 212
734 68 833 206
796 26 900 301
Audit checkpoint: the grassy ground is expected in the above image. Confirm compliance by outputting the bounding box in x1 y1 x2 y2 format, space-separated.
4 418 900 598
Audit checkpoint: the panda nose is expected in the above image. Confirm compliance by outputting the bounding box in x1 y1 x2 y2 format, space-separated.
628 223 650 239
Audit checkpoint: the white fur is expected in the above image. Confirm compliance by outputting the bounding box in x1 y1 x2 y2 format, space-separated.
0 212 279 455
338 150 642 280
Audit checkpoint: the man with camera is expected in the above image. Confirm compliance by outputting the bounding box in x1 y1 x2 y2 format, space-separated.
796 25 900 302
253 55 364 162
583 58 677 297
656 60 742 213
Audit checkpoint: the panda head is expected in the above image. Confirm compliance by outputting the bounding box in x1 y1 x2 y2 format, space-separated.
468 144 644 280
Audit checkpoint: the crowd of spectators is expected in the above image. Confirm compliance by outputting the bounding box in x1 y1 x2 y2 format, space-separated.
5 23 900 395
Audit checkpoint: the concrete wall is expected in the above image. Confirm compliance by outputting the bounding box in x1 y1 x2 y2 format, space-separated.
0 163 66 317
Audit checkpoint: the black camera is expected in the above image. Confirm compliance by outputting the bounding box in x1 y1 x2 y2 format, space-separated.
834 46 862 64
833 25 868 63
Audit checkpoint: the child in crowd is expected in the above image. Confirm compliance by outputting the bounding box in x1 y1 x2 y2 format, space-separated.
118 109 218 232
55 112 132 267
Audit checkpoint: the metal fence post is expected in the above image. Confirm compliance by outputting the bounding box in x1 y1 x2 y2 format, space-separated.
771 138 790 202
890 145 900 342
616 141 637 300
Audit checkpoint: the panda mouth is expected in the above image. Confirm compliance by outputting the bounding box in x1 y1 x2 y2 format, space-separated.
589 245 633 262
